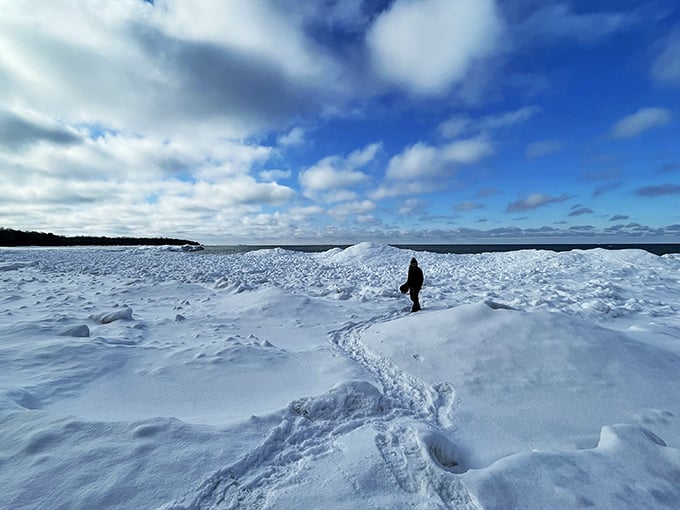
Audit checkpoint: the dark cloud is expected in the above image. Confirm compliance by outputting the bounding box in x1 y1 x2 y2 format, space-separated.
454 201 484 211
506 193 571 212
0 110 82 151
568 207 594 217
393 222 680 243
605 224 627 232
593 181 622 197
610 214 629 221
662 162 680 173
566 225 596 237
525 226 560 234
637 184 680 197
130 25 327 130
487 227 523 236
476 187 502 198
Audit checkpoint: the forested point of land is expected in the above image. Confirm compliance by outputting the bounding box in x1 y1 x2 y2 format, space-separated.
0 228 199 247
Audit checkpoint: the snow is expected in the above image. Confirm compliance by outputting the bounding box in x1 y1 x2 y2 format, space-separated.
1 243 679 509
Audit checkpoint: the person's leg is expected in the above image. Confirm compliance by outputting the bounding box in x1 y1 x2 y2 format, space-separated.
410 288 421 312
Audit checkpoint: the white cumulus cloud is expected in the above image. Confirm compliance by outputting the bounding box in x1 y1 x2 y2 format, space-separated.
277 127 306 147
386 137 493 181
366 0 502 95
299 143 381 196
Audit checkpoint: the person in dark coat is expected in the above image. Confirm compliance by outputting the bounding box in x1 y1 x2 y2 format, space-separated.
399 257 424 312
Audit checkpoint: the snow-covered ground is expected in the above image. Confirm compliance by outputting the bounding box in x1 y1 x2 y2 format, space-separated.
1 243 679 509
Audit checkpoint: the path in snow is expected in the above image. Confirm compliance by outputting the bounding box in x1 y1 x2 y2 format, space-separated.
170 309 477 510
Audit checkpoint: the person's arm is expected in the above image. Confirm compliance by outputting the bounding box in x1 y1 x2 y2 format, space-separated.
400 269 411 293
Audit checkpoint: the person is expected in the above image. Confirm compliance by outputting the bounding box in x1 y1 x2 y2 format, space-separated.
399 257 423 312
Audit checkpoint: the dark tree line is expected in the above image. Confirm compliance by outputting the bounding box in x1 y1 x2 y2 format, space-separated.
0 228 199 247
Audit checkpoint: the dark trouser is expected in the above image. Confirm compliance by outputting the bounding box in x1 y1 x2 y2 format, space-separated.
409 287 421 312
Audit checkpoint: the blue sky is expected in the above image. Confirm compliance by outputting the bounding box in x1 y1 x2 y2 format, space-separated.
1 0 679 244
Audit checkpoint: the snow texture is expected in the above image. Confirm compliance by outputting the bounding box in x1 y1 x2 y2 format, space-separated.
1 243 679 509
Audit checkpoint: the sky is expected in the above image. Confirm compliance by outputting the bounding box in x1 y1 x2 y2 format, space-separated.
1 0 679 245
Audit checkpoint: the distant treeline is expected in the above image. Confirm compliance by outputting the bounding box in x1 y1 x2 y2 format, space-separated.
0 228 199 247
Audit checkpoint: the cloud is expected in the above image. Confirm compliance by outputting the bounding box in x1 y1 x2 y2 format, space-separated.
439 106 539 138
328 200 376 219
610 214 629 221
399 198 427 216
636 183 680 197
513 4 636 45
385 143 440 181
611 108 672 139
131 25 326 134
259 169 292 182
454 201 484 212
288 205 324 220
277 127 306 147
370 181 439 200
583 166 623 182
526 140 563 159
354 215 381 226
0 124 300 240
437 117 471 139
0 1 342 140
442 138 494 164
299 160 369 192
476 187 502 198
593 182 622 197
568 207 594 217
0 109 82 151
366 0 502 94
506 193 571 212
652 28 680 84
385 138 493 181
299 142 380 195
347 142 382 167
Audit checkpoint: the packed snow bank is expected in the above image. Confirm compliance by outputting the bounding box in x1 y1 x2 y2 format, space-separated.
319 241 404 265
360 302 680 469
463 424 680 510
0 244 679 509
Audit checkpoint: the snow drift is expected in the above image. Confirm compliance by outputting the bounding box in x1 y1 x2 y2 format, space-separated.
1 243 679 509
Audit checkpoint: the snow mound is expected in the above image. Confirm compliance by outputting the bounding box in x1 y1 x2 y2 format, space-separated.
463 424 680 510
361 301 680 469
58 324 90 337
90 307 133 324
319 242 404 265
290 380 393 422
0 261 35 271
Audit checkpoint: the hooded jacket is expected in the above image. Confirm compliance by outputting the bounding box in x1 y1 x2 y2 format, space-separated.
405 257 424 291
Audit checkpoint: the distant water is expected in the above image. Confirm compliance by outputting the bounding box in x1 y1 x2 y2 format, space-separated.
198 243 680 256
